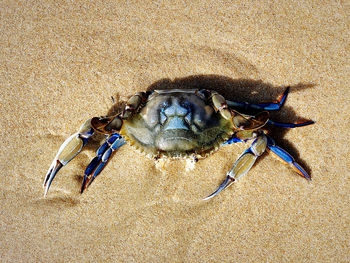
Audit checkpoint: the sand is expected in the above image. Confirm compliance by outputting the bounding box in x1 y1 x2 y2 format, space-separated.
1 0 349 262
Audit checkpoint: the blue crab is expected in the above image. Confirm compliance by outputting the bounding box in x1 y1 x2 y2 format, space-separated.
44 88 313 199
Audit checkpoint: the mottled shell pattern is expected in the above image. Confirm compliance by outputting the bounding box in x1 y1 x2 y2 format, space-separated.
120 89 234 158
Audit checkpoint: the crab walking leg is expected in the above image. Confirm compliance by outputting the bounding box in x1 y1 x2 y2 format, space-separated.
227 87 289 111
204 134 268 200
268 120 315 128
43 119 94 196
81 133 126 193
266 136 311 180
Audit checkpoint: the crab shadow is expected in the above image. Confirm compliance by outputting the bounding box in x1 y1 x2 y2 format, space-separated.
107 75 315 176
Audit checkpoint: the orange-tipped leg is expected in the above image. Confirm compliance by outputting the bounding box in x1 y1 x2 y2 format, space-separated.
227 87 290 111
266 136 311 180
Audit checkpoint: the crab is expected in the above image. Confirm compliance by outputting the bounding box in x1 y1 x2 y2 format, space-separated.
43 87 314 199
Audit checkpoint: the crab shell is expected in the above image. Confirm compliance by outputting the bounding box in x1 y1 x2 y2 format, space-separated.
119 89 235 158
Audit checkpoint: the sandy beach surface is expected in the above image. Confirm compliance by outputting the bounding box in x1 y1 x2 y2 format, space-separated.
1 1 349 262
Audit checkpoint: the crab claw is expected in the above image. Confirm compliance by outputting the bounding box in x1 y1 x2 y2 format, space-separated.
43 160 63 196
203 176 235 200
204 134 267 200
43 119 94 196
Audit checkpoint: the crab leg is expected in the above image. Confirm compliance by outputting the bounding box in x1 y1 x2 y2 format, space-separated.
43 119 94 196
266 136 311 180
204 133 268 200
227 87 289 111
81 133 126 192
268 120 314 128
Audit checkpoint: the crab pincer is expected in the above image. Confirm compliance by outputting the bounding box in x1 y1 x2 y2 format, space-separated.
204 133 268 200
43 119 94 196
